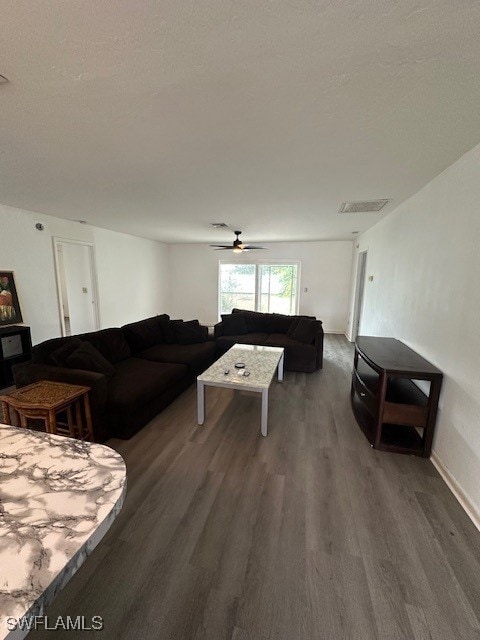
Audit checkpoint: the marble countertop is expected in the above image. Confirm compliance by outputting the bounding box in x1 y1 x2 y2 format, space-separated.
0 424 126 640
198 344 284 389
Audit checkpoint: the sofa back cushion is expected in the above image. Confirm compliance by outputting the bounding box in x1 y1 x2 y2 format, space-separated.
267 313 295 334
221 313 248 336
159 319 183 344
231 308 270 332
122 314 169 352
174 320 208 345
79 328 132 364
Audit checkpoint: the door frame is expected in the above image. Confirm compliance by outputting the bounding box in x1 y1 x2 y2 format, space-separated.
53 237 101 337
351 250 368 342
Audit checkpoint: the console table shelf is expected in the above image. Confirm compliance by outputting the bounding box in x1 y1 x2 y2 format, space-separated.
351 336 443 457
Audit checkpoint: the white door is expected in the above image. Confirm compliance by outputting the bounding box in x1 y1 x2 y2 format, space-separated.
55 240 99 336
352 251 367 341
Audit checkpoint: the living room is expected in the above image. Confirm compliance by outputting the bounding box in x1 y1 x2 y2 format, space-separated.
1 1 480 639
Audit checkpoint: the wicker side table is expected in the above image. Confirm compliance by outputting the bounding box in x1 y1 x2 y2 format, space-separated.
0 381 93 441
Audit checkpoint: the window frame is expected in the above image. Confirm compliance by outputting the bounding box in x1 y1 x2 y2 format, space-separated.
218 259 301 319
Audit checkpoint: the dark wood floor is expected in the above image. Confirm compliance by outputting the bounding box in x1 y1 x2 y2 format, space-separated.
31 335 480 640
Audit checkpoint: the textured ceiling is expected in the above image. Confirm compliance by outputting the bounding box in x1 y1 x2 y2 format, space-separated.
1 0 480 243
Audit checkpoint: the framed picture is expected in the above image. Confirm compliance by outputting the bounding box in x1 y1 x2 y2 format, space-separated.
0 271 23 325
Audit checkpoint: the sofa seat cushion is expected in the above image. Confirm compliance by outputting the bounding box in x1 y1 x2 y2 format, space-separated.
138 341 216 373
107 358 187 410
216 332 269 351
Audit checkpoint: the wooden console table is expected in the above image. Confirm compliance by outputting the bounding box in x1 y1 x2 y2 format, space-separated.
351 336 443 457
0 381 93 441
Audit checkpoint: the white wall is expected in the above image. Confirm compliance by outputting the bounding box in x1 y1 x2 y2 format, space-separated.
92 227 169 329
349 142 480 521
167 241 353 332
1 204 169 344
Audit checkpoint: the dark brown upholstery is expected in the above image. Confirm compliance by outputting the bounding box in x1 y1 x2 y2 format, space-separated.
215 310 324 372
216 332 269 353
13 314 217 442
79 328 132 364
65 342 116 376
139 342 216 373
32 336 81 365
122 314 169 352
265 334 317 373
107 359 187 438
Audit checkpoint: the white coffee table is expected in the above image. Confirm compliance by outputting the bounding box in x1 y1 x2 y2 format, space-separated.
197 344 284 436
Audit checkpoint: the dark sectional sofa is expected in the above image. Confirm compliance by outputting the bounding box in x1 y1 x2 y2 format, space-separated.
214 308 324 373
13 315 216 442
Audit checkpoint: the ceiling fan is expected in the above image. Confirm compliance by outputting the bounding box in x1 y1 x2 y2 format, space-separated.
210 230 267 253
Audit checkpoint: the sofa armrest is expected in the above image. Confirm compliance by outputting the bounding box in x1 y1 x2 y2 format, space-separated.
213 322 224 338
314 322 324 369
12 362 109 441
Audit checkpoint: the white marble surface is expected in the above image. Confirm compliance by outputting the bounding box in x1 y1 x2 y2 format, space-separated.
198 344 284 389
0 424 126 640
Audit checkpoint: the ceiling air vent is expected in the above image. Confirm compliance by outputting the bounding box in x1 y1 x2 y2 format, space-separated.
339 199 390 213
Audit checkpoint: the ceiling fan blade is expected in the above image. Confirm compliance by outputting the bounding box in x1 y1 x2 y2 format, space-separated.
214 247 235 250
243 246 267 250
210 244 232 248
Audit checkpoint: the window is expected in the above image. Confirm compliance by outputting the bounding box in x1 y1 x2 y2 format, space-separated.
219 262 299 317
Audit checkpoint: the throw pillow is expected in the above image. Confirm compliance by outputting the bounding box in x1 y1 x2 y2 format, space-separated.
174 320 207 345
65 342 116 376
221 313 248 336
50 338 83 367
289 318 318 344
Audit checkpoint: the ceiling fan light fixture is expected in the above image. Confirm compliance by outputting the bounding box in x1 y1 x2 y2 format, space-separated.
209 230 266 252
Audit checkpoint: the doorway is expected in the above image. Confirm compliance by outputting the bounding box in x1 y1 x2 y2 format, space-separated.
352 250 367 341
53 239 100 336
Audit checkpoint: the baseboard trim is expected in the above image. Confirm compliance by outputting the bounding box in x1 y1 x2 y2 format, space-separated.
431 451 480 533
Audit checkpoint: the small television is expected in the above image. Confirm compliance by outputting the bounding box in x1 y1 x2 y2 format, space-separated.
1 334 23 358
